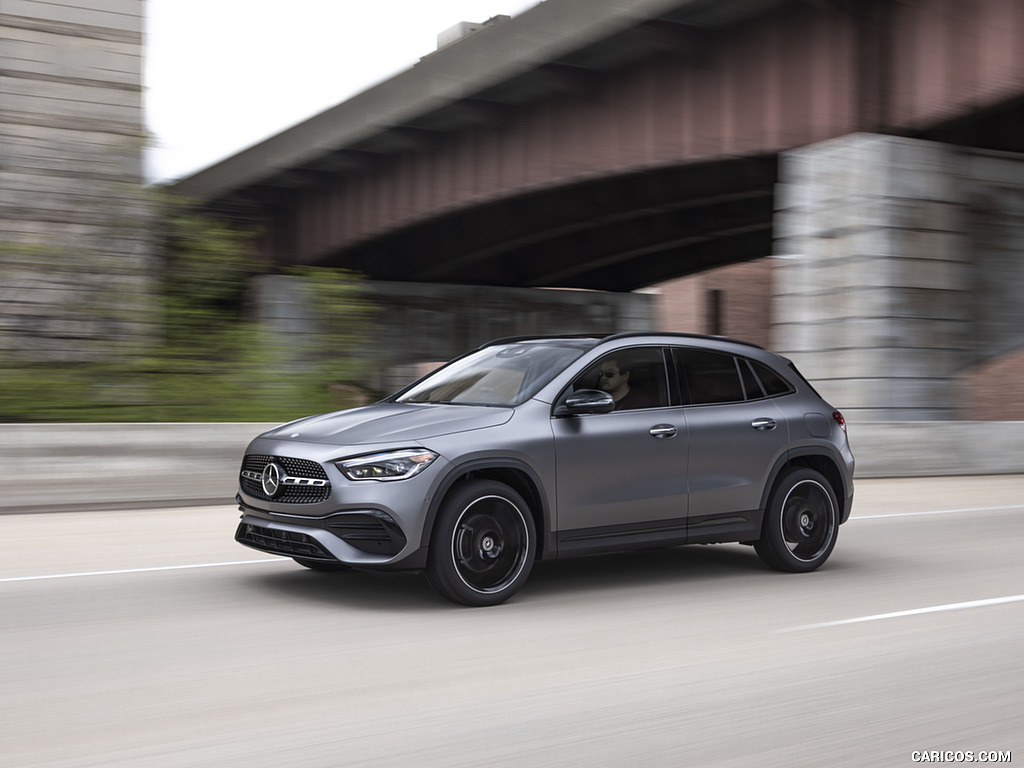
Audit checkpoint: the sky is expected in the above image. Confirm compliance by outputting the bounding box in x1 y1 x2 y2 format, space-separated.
144 1 543 183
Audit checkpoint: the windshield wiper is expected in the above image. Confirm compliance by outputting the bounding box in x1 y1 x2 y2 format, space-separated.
412 399 505 407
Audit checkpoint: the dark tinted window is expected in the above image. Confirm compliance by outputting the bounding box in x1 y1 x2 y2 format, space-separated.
676 349 745 405
571 347 669 411
751 360 795 397
739 359 765 399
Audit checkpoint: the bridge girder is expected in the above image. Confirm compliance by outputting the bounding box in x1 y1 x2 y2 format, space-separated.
175 0 1024 291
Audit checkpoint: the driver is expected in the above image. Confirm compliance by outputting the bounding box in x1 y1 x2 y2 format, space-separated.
597 358 652 410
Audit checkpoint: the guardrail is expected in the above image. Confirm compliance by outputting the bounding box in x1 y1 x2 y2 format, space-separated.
1 421 1022 513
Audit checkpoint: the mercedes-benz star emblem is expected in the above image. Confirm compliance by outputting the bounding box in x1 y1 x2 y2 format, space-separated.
261 462 283 498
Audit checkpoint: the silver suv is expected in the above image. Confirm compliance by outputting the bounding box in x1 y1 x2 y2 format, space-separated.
235 333 855 606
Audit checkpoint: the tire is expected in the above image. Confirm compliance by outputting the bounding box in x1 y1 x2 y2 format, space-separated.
755 467 838 573
426 480 537 607
293 557 351 572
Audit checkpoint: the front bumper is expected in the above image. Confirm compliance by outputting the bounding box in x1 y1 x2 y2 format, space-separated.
234 435 452 570
235 499 429 570
235 518 334 561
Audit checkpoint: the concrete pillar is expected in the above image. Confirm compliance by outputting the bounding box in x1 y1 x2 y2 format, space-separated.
772 134 975 421
963 150 1024 362
0 1 150 363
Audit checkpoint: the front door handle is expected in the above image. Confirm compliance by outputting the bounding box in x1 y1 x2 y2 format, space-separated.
649 424 677 439
751 418 777 431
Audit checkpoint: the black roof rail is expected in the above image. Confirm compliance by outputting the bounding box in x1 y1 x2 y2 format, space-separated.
479 331 766 351
480 333 601 347
596 331 766 350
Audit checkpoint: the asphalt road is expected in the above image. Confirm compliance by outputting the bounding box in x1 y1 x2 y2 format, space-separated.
1 476 1021 768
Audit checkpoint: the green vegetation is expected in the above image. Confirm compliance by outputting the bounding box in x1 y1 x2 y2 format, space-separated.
0 195 375 423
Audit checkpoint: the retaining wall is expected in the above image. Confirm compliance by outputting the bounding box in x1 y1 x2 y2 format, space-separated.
1 421 1022 513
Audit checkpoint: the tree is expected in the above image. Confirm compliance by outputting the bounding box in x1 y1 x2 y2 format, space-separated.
0 192 376 422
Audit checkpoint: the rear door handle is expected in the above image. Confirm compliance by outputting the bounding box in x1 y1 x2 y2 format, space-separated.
649 424 677 439
751 418 777 431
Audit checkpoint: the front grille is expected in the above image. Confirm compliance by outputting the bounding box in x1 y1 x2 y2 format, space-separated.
235 522 334 559
243 454 328 479
240 454 331 504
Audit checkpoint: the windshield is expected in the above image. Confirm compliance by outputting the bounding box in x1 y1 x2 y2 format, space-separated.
395 340 595 406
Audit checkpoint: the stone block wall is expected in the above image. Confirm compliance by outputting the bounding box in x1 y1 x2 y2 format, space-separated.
0 0 151 362
772 133 1024 421
773 134 978 420
963 150 1024 362
959 149 1024 419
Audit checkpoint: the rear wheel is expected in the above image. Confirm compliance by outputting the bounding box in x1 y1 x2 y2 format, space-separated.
426 480 536 607
755 467 838 572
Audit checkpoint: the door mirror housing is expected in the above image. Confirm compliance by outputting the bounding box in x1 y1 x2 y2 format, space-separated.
554 389 616 416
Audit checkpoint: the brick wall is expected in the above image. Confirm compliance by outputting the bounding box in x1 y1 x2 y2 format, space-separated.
654 259 774 349
961 349 1024 421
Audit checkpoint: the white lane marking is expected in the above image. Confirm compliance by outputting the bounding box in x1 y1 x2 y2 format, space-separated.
3 505 1017 584
853 503 1023 520
0 559 287 583
783 594 1024 632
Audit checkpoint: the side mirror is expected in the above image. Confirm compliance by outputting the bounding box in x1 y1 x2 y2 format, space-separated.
554 389 615 417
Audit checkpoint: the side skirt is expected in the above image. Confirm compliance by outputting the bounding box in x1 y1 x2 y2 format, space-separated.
552 510 764 558
686 509 763 545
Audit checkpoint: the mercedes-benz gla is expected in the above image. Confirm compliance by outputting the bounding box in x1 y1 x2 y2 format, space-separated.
236 333 855 606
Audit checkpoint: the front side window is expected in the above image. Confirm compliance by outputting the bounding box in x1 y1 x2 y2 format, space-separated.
395 340 593 406
569 347 669 410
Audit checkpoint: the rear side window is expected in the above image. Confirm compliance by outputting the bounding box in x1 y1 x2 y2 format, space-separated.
676 349 745 404
676 349 795 404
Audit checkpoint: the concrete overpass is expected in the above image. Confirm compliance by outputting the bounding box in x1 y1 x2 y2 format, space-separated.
173 0 1024 421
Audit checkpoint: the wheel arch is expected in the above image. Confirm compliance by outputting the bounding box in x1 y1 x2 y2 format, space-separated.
759 448 850 525
423 459 550 557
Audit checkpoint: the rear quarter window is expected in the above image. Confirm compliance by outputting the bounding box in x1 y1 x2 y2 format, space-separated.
751 360 796 397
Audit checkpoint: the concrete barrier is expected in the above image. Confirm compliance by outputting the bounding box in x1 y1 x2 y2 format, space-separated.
0 423 278 513
1 421 1022 513
848 421 1024 478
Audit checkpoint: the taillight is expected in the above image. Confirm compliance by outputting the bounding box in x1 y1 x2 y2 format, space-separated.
832 410 847 433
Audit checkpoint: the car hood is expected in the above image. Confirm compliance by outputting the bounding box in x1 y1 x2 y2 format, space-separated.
260 402 514 446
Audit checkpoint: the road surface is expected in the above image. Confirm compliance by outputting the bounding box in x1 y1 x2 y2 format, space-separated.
1 475 1021 767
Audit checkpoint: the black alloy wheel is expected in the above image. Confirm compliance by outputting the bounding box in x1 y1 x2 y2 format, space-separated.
427 480 536 606
755 467 839 573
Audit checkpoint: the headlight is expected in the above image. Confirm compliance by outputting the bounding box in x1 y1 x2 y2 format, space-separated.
336 449 438 481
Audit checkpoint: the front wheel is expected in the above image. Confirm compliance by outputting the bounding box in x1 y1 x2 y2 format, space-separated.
426 480 536 607
755 468 838 573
